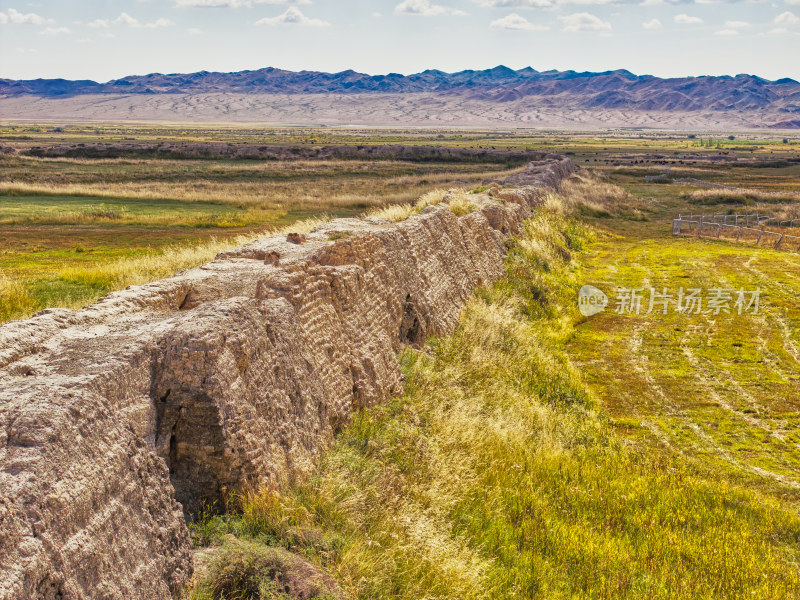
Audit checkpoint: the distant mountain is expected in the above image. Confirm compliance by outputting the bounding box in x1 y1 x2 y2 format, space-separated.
2 66 799 114
2 66 799 129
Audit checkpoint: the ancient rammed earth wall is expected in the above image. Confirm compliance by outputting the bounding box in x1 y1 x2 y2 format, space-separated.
0 156 574 600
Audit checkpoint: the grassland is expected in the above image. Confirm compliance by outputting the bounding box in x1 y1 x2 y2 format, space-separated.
188 174 800 600
1 126 533 322
3 124 800 598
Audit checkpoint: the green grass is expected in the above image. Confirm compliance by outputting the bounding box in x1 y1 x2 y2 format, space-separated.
0 194 260 227
0 146 526 323
190 188 800 599
4 127 800 597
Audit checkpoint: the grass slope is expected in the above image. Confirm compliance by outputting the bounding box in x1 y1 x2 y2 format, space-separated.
189 179 800 599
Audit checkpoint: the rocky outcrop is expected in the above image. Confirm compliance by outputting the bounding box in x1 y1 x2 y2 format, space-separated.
0 155 575 600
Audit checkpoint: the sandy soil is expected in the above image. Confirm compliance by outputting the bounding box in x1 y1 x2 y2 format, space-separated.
0 93 789 130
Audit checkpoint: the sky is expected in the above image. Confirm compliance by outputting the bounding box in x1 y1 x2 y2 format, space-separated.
1 0 799 82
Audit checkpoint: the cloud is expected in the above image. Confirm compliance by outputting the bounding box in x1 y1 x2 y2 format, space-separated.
39 26 71 35
395 0 468 16
775 10 799 23
642 17 661 28
187 27 204 34
114 12 142 27
175 0 309 6
715 28 739 34
254 7 330 26
100 32 116 38
87 13 172 29
76 37 92 43
766 26 799 33
674 13 703 23
558 0 623 4
175 0 250 5
490 12 548 29
145 17 175 28
477 0 553 7
559 11 612 31
724 20 749 27
1 8 50 25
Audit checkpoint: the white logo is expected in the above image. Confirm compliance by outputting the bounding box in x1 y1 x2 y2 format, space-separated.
578 285 608 317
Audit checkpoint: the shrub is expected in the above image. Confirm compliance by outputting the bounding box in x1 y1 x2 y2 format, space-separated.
203 538 340 600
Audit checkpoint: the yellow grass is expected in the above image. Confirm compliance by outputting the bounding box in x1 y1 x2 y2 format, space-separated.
57 216 331 293
365 188 449 222
688 187 800 205
0 273 37 322
0 161 520 210
191 182 800 599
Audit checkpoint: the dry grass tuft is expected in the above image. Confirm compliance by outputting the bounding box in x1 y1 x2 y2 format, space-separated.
546 172 647 220
0 273 37 323
445 190 477 217
365 188 449 222
58 216 330 292
688 187 800 206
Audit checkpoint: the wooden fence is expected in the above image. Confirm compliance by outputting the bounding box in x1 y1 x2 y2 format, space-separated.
672 213 800 252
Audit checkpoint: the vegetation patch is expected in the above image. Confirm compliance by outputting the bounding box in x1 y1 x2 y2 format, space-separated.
687 187 800 206
190 178 800 599
193 537 341 600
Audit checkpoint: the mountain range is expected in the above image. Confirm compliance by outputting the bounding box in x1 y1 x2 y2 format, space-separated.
2 66 799 129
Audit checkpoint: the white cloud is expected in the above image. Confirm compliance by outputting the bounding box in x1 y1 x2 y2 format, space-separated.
174 0 309 6
775 10 799 23
188 27 204 34
2 8 50 25
100 32 116 38
724 20 749 27
715 28 739 34
557 0 620 5
785 0 800 5
674 13 703 23
642 18 661 28
87 14 171 29
766 26 799 33
254 7 330 26
114 12 142 27
175 0 249 5
39 26 71 35
372 11 383 16
477 0 553 7
559 11 612 31
395 0 468 16
76 37 92 43
145 17 175 28
490 12 548 29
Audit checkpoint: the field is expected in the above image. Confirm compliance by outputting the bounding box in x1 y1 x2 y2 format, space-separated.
1 125 537 321
2 124 800 598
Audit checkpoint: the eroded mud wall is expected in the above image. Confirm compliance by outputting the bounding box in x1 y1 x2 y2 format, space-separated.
0 156 574 599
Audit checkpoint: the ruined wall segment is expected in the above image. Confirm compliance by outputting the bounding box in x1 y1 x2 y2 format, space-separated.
0 156 574 599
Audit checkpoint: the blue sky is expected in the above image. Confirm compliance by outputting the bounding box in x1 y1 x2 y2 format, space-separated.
1 0 798 82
